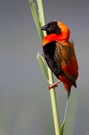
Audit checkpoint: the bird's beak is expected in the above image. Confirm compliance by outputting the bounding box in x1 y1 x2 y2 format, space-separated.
41 24 47 31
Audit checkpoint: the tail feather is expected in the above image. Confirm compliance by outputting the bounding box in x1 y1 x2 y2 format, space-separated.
67 88 71 98
63 70 77 88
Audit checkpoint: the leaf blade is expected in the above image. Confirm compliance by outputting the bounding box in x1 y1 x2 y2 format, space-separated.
37 52 49 81
28 0 44 40
60 122 65 135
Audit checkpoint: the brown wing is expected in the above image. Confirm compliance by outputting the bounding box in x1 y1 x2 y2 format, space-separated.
54 41 74 66
54 41 78 87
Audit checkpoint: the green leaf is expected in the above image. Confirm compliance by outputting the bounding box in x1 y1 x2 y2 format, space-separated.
37 52 49 81
60 122 65 135
37 0 46 26
28 0 44 40
37 0 46 36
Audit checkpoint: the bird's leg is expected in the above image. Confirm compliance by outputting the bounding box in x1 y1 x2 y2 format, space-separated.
48 80 61 90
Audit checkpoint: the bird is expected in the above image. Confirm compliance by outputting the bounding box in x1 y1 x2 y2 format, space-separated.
41 21 78 97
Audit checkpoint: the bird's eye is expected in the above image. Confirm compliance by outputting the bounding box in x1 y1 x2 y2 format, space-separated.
50 25 55 29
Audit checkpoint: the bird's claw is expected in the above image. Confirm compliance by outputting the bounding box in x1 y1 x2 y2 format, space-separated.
48 83 58 90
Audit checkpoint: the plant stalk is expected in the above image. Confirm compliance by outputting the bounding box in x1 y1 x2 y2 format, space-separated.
48 67 60 135
29 0 60 134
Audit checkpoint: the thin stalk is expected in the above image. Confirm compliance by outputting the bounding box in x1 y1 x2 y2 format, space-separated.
37 0 46 26
29 0 60 134
36 0 46 36
36 1 60 134
29 0 44 40
60 99 69 135
48 67 60 135
63 99 69 123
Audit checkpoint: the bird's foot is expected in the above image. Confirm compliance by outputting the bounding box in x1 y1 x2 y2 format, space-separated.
48 83 58 90
48 80 61 90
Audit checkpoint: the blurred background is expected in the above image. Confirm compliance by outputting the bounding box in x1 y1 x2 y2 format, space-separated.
0 0 89 135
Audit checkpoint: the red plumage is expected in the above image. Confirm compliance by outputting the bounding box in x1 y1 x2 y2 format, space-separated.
41 21 78 97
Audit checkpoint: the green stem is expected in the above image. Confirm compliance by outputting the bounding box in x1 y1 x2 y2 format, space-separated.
48 67 60 135
36 0 60 134
29 0 60 134
63 99 69 123
37 0 46 26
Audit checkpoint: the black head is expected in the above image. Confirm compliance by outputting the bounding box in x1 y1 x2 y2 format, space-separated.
41 21 61 35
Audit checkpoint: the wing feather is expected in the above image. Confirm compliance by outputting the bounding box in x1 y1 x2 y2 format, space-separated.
54 41 77 87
